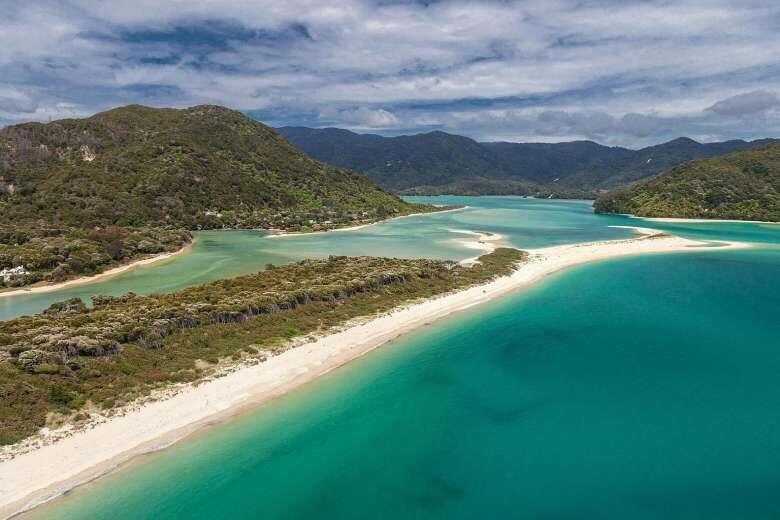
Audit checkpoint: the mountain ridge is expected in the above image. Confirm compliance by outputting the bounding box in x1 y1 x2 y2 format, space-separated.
594 141 780 221
277 126 776 196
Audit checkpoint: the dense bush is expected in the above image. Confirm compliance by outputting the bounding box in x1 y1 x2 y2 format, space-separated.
595 142 780 221
0 225 190 287
0 105 430 232
0 248 526 445
0 104 442 287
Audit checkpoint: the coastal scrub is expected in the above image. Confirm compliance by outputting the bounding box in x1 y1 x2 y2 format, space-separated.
0 248 525 445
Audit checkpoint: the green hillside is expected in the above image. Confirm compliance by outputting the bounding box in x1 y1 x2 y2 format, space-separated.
0 105 426 287
278 126 775 196
0 105 416 229
594 142 780 221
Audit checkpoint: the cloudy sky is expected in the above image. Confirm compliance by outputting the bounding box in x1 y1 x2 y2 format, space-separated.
2 0 779 147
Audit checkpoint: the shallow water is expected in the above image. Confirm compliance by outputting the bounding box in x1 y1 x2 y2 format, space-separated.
2 198 637 320
12 197 780 519
27 247 780 519
7 197 776 320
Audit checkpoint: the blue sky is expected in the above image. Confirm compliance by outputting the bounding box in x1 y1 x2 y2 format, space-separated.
1 0 779 147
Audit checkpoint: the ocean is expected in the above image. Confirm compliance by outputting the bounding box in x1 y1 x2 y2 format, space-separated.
17 197 780 519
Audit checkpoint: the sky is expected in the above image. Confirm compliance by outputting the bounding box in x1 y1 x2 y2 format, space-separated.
1 0 779 148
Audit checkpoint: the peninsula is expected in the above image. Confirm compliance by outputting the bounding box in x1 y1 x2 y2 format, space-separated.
0 228 748 518
595 141 780 222
0 105 437 290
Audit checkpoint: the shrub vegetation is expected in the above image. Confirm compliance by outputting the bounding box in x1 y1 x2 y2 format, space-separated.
0 248 526 445
595 142 780 221
0 105 437 287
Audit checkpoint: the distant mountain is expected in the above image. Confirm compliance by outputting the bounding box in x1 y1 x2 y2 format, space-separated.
594 142 780 221
579 137 778 189
277 128 508 192
277 127 776 196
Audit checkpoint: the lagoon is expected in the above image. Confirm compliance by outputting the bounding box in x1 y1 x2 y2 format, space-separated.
5 197 776 321
11 197 780 519
2 198 638 320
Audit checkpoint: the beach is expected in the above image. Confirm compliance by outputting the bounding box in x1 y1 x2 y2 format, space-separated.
0 244 192 300
0 207 463 299
267 206 468 238
447 229 505 265
631 216 780 225
0 228 749 519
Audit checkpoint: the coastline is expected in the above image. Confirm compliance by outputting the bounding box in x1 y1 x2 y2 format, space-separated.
0 243 193 300
447 229 505 265
267 206 468 238
0 206 460 301
0 229 750 519
626 214 779 225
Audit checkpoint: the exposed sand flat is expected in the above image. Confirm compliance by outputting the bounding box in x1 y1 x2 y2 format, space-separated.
0 244 192 300
0 228 750 519
446 229 506 265
267 206 468 238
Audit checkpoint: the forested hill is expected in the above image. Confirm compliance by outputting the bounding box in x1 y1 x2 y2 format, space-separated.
277 126 775 196
594 142 780 221
0 105 425 288
0 105 417 230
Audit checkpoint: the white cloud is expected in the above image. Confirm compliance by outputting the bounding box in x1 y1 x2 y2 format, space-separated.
0 87 39 114
705 90 780 118
320 106 399 128
1 0 779 144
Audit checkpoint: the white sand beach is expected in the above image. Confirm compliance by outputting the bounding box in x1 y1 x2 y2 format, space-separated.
631 216 779 225
0 245 192 300
0 228 749 518
447 229 506 264
268 206 468 238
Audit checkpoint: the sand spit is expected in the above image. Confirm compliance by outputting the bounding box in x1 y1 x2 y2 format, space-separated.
0 228 749 519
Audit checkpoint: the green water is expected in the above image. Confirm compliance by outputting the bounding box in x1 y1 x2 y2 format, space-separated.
6 196 775 321
12 197 780 518
2 198 637 320
28 247 780 519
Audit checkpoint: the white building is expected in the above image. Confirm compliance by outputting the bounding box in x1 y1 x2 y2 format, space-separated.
0 266 29 282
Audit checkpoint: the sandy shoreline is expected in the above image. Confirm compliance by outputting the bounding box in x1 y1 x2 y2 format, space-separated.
0 229 749 518
0 244 193 300
0 207 461 300
628 215 779 225
447 229 505 265
267 206 468 238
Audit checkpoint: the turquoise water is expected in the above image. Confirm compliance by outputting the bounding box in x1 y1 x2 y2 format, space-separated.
0 230 294 320
408 196 780 246
28 246 780 519
11 197 780 518
2 198 637 320
6 196 776 320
